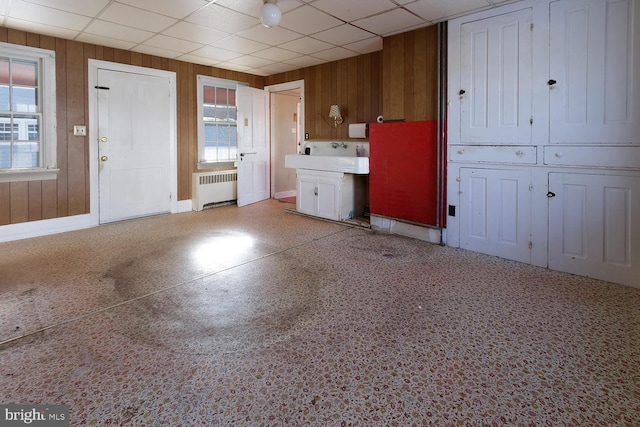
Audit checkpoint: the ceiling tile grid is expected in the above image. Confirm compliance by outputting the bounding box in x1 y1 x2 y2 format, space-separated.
0 0 524 76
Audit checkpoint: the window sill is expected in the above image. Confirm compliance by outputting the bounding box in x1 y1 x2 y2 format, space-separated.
0 168 60 183
197 161 238 170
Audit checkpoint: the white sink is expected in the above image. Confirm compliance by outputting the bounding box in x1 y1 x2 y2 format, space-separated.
285 154 369 174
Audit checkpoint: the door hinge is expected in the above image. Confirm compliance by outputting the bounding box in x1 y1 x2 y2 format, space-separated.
529 183 533 191
529 116 533 125
530 23 534 31
528 241 533 249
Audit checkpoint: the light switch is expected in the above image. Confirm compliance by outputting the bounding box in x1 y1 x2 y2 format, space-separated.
73 125 86 136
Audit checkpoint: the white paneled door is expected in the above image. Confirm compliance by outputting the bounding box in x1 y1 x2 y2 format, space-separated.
548 173 640 287
459 8 533 144
97 69 172 224
237 85 270 207
459 168 532 263
550 0 639 143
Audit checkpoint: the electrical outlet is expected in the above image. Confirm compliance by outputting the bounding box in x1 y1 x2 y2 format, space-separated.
73 125 86 136
305 132 310 140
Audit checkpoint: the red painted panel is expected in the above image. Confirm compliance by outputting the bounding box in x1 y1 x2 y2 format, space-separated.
369 121 438 226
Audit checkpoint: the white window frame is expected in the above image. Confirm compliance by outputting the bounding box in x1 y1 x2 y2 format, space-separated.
196 75 241 169
0 42 57 183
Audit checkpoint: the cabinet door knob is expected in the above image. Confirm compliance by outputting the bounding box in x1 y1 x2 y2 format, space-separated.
314 187 318 196
547 191 556 198
458 89 466 96
548 79 557 86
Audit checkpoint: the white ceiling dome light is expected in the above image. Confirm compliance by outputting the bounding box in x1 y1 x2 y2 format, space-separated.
260 0 282 28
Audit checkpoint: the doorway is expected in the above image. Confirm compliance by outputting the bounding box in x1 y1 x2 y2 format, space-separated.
266 80 304 202
88 60 177 226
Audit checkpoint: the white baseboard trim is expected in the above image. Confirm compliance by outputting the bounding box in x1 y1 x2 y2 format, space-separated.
274 190 296 199
176 199 193 213
0 214 93 243
369 214 442 245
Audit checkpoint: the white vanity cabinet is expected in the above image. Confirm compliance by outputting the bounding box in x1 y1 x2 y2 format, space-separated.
296 170 354 221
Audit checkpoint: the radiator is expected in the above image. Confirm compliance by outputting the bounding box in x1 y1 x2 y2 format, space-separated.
192 170 238 211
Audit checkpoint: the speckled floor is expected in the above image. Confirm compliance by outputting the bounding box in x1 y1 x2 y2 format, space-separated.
1 199 639 426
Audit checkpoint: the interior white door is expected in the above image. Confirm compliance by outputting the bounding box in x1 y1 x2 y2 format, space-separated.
459 8 533 144
459 168 532 263
236 85 270 207
549 0 639 144
97 69 172 223
548 172 640 287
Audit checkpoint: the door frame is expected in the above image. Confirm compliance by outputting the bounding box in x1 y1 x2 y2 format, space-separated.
265 79 305 199
88 60 178 226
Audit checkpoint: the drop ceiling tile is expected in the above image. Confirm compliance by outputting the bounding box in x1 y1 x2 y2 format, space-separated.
5 18 79 40
186 4 258 34
8 2 91 31
177 53 221 67
99 3 177 33
231 55 274 68
132 44 182 59
215 61 252 72
284 55 325 68
278 37 333 55
211 35 270 54
312 24 375 46
280 5 343 36
23 0 111 17
190 45 244 62
215 0 304 16
353 8 425 36
116 0 207 19
84 20 153 44
162 21 228 44
405 0 490 22
75 33 137 51
312 47 358 62
254 62 300 76
311 0 397 22
252 47 302 62
343 36 383 54
142 35 203 54
238 25 302 46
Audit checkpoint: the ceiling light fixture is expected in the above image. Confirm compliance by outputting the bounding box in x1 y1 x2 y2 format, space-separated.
260 0 282 28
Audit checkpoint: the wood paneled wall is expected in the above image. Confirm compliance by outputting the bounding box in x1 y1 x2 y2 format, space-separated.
265 52 383 140
0 27 264 226
265 24 438 138
382 25 439 122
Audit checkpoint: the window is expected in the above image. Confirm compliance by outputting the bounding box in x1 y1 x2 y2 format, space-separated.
197 75 238 167
0 42 57 182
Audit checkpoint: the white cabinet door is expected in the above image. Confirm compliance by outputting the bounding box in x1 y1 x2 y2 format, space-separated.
459 168 532 263
460 8 533 144
297 174 317 216
548 173 640 287
550 0 639 143
316 178 340 220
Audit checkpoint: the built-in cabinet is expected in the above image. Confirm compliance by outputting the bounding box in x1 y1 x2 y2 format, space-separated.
296 170 354 221
447 0 640 288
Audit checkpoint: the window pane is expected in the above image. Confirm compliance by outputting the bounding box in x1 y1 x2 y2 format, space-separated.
13 140 39 168
12 87 37 112
0 141 9 168
12 60 37 86
0 86 9 111
15 115 39 141
0 117 12 141
0 59 9 85
203 85 215 104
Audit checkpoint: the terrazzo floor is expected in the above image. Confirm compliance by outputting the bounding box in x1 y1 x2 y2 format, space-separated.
1 199 639 426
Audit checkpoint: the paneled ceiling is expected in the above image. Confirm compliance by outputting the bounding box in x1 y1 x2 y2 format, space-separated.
0 0 522 76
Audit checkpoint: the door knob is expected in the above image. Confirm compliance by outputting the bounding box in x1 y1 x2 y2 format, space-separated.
101 156 108 162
